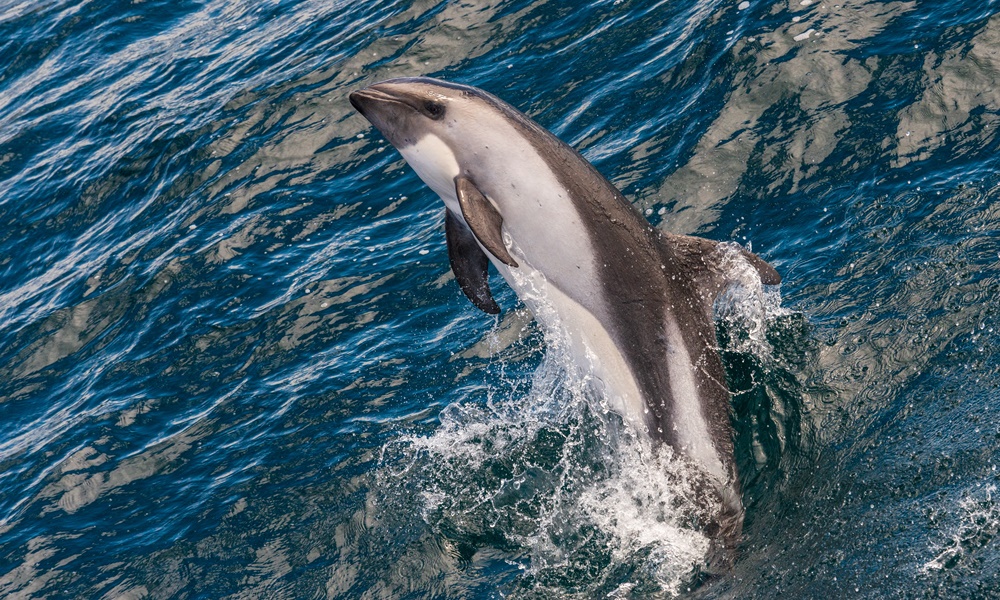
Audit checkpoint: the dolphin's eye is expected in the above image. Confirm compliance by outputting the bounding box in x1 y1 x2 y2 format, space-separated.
423 100 445 120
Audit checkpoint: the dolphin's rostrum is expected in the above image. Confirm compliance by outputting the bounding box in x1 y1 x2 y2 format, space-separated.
350 77 780 568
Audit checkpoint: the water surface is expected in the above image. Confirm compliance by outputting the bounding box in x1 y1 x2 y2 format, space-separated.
1 0 999 597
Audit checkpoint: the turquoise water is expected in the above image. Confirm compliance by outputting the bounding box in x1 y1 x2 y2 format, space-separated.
2 0 999 597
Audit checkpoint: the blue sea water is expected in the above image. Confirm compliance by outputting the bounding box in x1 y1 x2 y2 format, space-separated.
2 0 1000 597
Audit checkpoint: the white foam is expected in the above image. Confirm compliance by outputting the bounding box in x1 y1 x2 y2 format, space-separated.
922 484 1000 573
576 443 713 593
713 242 788 358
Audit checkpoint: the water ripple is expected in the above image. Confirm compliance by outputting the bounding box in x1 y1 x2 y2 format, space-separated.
2 0 1000 597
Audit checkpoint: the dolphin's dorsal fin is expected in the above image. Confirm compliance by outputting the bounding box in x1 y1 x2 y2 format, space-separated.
445 209 501 314
454 176 519 268
660 233 780 305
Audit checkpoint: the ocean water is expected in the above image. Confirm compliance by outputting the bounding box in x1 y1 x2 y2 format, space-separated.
2 0 999 597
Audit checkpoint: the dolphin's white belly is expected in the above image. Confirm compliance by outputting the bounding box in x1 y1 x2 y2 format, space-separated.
493 258 648 436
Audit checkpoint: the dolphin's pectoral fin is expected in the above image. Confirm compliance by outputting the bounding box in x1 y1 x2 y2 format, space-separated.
661 233 781 303
445 209 501 314
454 176 519 268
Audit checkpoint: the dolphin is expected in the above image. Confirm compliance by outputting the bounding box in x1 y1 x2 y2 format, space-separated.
349 77 780 564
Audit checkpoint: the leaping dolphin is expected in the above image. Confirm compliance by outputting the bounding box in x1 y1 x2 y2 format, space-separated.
349 77 780 565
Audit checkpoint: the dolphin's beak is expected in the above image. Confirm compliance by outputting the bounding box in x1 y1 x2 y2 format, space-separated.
348 89 367 116
349 85 407 122
348 88 375 119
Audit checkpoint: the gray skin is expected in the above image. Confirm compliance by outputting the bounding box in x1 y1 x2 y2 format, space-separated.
350 77 780 566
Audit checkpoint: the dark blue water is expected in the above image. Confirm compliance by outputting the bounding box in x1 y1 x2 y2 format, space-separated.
2 0 999 597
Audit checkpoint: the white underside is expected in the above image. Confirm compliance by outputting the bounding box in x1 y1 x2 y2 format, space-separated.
495 259 648 435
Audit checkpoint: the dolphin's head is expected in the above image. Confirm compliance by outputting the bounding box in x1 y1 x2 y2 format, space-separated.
349 77 472 148
349 77 519 204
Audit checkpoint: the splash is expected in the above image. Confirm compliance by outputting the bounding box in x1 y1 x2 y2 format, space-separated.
380 353 721 596
922 484 1000 573
713 242 788 358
